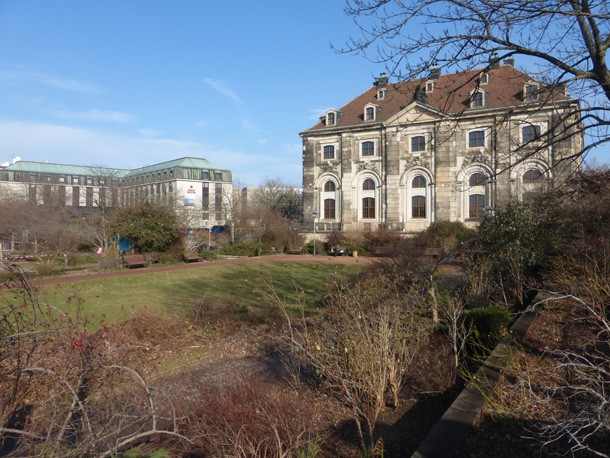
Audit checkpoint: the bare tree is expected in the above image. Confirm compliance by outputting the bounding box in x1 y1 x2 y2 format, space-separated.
252 178 303 223
339 0 610 159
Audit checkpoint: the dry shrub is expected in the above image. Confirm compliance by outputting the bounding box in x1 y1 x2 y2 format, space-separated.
122 308 188 345
183 379 324 457
188 296 243 331
273 271 431 450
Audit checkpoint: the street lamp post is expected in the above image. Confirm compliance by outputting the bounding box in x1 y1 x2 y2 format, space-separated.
311 211 319 255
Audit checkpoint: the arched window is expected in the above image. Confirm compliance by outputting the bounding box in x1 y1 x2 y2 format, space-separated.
469 173 487 186
324 199 336 219
362 178 375 190
362 197 375 219
412 196 426 218
523 169 543 183
412 175 426 188
324 181 336 192
323 145 335 160
362 141 375 156
469 194 485 218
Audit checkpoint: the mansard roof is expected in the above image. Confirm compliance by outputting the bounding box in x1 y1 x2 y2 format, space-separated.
125 157 229 176
3 160 130 177
303 64 572 133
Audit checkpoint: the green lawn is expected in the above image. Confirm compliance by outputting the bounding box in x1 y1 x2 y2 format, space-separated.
30 262 363 326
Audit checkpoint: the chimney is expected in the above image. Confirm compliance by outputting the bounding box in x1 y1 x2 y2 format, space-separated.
374 72 389 87
504 57 515 66
429 66 441 79
489 52 500 70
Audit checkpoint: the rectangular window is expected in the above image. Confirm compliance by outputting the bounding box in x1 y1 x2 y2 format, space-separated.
112 188 119 207
324 199 336 219
468 130 485 148
58 186 66 205
522 125 541 143
86 187 93 206
201 171 210 180
412 196 426 218
365 107 375 120
525 84 539 100
59 176 66 183
327 112 335 125
215 172 222 181
29 174 36 182
472 92 484 107
215 183 222 211
362 197 375 219
72 186 80 207
411 135 426 152
72 177 80 185
361 141 375 156
469 194 485 218
202 183 209 210
323 145 335 160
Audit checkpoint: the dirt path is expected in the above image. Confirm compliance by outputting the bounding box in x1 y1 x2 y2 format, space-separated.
27 254 382 287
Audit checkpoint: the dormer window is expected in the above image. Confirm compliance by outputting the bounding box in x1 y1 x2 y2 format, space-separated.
425 81 435 93
364 103 378 121
377 88 386 100
471 89 485 107
326 111 336 126
480 73 489 85
525 83 539 100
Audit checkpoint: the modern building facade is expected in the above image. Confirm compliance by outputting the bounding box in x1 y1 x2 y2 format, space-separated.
0 156 233 229
300 60 582 234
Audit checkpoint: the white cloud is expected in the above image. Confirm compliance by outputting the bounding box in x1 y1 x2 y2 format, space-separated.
0 68 103 94
51 108 134 123
202 78 243 104
0 120 300 186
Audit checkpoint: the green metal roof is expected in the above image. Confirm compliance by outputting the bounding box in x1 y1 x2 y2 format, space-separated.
4 161 130 177
126 157 229 176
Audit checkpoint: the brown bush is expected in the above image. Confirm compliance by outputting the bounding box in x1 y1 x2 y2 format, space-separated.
183 379 324 457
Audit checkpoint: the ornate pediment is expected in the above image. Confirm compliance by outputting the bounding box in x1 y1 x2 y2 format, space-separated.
404 156 431 170
320 162 338 174
461 153 491 169
356 161 379 173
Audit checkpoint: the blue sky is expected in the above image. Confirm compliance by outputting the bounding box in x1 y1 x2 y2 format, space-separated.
0 2 608 186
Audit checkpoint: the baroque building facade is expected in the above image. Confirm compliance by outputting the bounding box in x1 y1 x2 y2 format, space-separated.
300 60 582 234
0 156 233 229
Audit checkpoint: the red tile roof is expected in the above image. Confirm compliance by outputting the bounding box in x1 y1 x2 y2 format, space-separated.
304 65 570 132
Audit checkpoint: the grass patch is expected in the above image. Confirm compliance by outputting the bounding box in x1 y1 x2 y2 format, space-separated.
30 262 363 327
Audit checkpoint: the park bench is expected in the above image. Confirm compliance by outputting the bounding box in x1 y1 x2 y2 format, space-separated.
183 252 200 263
287 245 303 254
123 254 146 268
423 247 443 259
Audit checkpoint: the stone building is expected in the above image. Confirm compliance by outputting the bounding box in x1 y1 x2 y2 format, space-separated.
300 60 582 234
0 156 232 229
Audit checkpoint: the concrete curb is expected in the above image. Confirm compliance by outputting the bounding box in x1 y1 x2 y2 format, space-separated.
412 309 537 458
